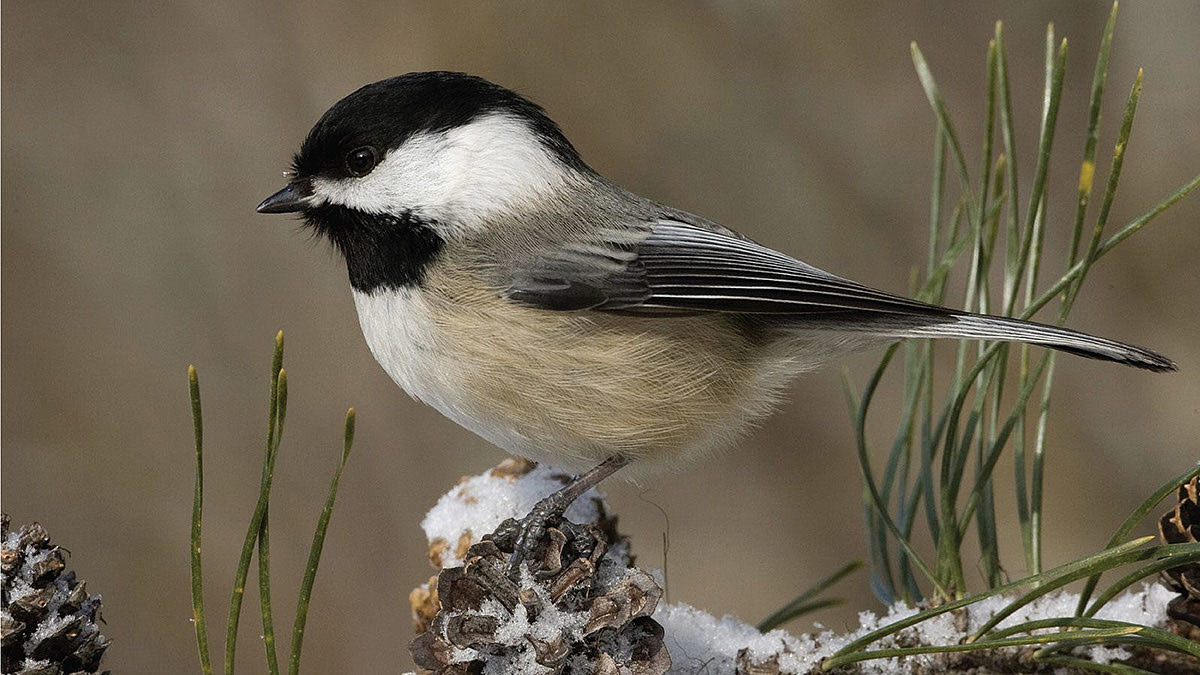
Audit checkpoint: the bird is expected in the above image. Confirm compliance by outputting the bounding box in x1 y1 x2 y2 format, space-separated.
257 71 1175 571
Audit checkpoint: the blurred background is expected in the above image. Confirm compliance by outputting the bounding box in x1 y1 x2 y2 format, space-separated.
3 1 1198 672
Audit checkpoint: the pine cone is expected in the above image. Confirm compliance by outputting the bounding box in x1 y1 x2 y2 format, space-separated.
1 514 110 675
411 515 669 674
1159 475 1200 636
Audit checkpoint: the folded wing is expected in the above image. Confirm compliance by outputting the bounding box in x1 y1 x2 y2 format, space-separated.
502 218 1175 372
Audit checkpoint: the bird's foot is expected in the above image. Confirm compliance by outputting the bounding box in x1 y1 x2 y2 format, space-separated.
492 455 631 578
495 491 572 576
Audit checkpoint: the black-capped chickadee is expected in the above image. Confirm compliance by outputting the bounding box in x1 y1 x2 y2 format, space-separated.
258 72 1174 570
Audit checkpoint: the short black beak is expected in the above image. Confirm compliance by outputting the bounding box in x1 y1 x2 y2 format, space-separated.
256 181 311 214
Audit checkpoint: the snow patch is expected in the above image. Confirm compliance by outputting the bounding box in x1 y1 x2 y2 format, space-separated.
653 584 1178 674
421 464 604 568
418 465 1182 673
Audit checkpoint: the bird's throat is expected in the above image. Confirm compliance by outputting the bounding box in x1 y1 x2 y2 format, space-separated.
304 204 445 293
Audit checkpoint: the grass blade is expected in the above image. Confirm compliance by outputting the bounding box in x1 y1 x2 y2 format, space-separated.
1066 70 1142 310
992 18 1058 578
850 346 945 596
969 542 1193 641
921 168 1193 437
846 367 896 604
189 366 214 675
958 353 1052 535
976 39 999 237
1084 546 1200 618
1035 654 1159 674
225 332 286 675
989 615 1200 663
851 3 1198 633
759 599 843 632
1094 173 1200 258
830 536 1152 659
256 519 279 675
911 42 978 224
972 167 1009 588
288 408 356 675
1076 463 1200 615
1022 172 1200 322
1014 20 1083 578
1008 73 1143 580
1020 24 1055 307
1003 29 1068 316
927 129 947 273
257 367 288 675
1024 365 1054 576
757 560 862 632
964 47 1002 587
993 616 1200 657
1068 1 1118 268
823 627 1141 670
994 21 1022 302
875 350 929 601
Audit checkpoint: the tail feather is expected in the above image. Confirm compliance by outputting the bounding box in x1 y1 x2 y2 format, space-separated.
884 312 1176 372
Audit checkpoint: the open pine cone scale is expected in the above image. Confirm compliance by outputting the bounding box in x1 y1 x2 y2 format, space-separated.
1 514 111 675
411 515 669 675
1159 475 1200 634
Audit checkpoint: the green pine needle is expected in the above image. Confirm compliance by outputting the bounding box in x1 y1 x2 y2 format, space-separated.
258 365 288 675
190 331 357 675
1083 546 1200 618
1076 463 1200 615
189 365 214 675
757 560 862 632
828 536 1153 661
824 627 1142 670
288 408 356 675
225 332 286 675
850 5 1197 619
1034 654 1158 674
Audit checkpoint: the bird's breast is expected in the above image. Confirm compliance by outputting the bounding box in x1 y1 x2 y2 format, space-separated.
350 274 802 473
351 286 443 406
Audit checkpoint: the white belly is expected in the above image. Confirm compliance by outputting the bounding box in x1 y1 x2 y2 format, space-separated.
352 287 541 456
350 283 818 476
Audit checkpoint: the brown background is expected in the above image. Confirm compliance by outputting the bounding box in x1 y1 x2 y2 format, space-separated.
3 2 1198 672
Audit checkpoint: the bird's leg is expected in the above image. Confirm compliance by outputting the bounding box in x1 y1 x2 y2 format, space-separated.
503 454 630 575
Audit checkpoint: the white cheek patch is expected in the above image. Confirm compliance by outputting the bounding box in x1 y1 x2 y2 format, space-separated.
311 114 571 237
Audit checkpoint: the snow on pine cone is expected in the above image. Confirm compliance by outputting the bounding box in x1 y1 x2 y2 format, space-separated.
411 503 669 674
1 514 110 675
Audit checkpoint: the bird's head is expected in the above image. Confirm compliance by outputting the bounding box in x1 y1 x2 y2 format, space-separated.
257 72 594 291
258 71 591 242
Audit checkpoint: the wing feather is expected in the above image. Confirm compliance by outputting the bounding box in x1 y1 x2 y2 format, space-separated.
504 218 944 317
499 217 1176 371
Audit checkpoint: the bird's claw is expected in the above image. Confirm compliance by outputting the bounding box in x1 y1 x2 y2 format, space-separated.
502 491 571 576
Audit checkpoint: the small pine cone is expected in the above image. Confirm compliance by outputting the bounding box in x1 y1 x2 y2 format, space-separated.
1159 475 1200 635
1 514 111 675
411 515 669 674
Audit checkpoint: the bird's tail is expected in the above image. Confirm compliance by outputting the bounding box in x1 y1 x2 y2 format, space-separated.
822 311 1177 372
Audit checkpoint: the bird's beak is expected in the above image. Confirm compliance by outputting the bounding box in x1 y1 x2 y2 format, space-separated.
256 180 312 214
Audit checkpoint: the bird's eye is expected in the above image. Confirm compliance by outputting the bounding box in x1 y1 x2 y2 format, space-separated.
345 146 378 177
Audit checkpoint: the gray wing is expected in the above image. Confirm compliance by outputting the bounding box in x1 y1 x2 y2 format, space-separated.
504 219 945 317
501 219 1176 367
500 218 1177 372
